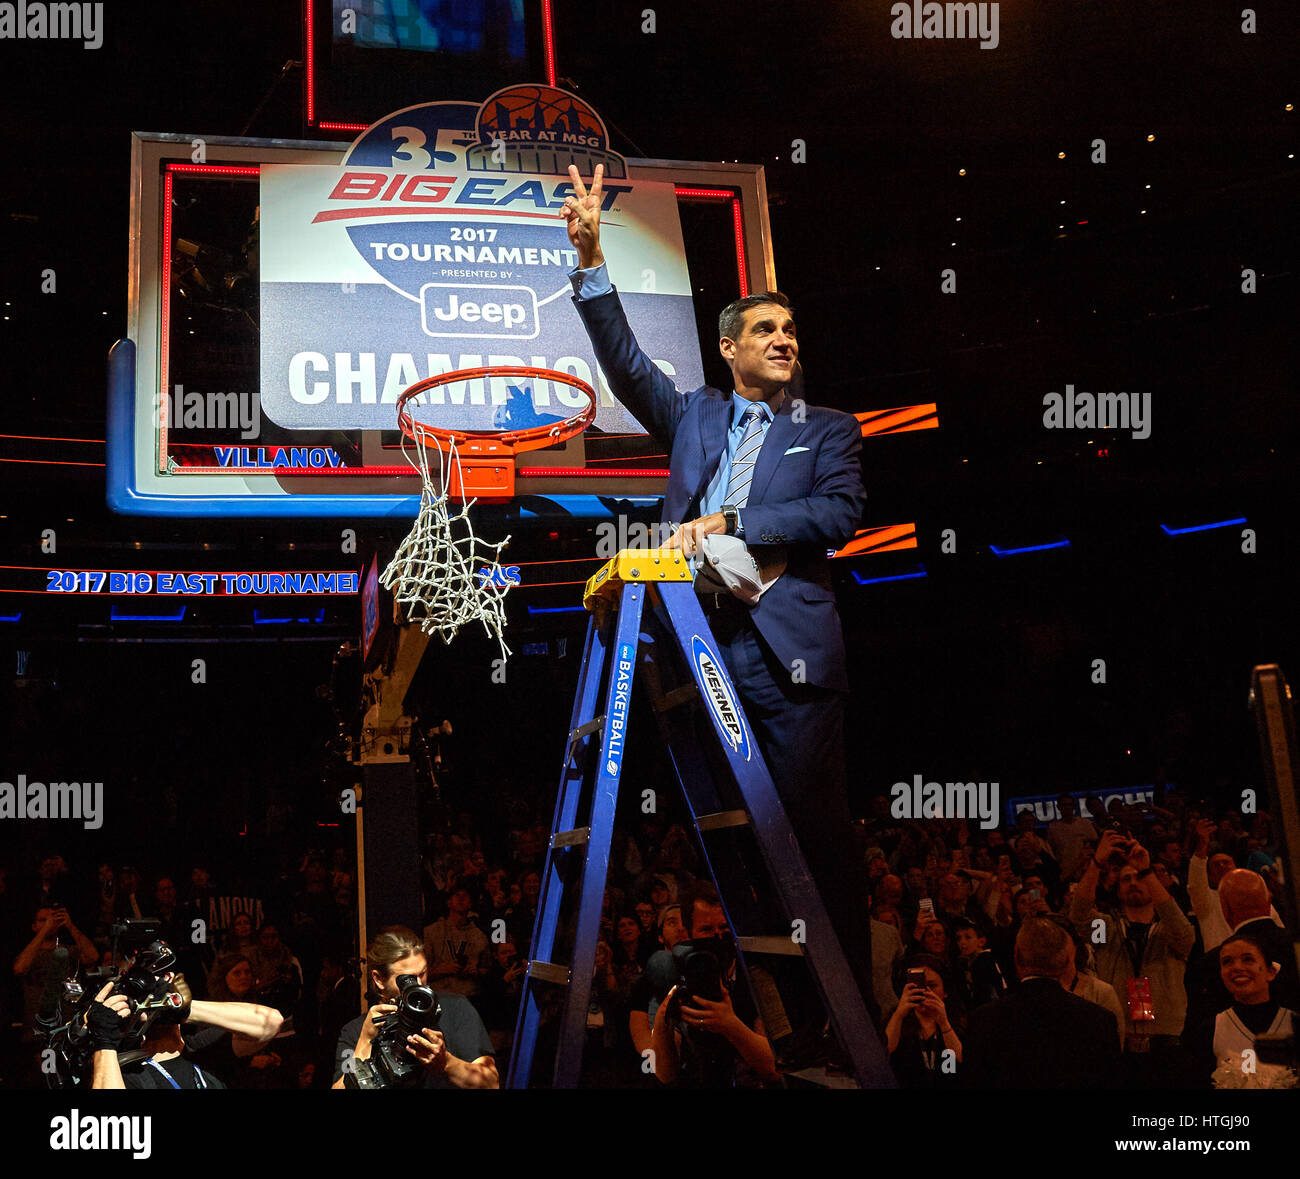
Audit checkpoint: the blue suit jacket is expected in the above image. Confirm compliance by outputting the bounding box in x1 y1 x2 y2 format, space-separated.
572 288 866 692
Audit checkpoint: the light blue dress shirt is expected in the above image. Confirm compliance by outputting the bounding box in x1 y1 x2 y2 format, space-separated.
568 261 785 538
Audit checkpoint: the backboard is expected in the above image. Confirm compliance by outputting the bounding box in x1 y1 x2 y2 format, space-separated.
109 83 776 520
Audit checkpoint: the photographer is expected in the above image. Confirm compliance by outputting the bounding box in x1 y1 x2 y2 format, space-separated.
331 926 496 1089
649 882 777 1087
87 973 282 1089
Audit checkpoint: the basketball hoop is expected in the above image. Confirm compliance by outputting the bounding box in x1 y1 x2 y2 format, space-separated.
382 366 598 661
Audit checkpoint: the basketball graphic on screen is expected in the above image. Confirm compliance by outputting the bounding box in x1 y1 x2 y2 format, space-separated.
477 86 605 146
466 84 626 177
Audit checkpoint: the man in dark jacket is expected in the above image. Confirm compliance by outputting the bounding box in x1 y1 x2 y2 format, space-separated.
962 918 1121 1088
561 165 872 1013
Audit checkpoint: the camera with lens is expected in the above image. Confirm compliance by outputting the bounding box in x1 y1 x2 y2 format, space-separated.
662 937 743 1085
670 938 735 1009
39 927 182 1088
344 974 442 1090
112 939 178 1006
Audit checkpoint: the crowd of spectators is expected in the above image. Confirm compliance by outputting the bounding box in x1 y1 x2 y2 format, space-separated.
863 791 1297 1088
3 778 1296 1090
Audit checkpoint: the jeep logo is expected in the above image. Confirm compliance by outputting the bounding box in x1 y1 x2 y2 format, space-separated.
420 283 538 340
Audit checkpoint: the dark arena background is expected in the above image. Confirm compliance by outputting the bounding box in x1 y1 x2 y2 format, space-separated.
0 0 1297 1152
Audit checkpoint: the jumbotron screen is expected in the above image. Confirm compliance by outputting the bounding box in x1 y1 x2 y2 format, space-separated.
331 0 528 62
310 0 541 127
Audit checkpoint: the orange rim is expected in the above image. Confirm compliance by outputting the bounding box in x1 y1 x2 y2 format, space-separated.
396 366 597 455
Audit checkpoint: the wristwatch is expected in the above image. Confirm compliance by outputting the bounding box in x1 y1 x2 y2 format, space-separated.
722 505 741 537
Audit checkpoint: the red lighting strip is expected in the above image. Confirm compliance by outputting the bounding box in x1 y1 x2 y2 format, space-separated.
160 167 173 470
542 0 557 86
236 466 413 477
517 467 670 479
266 465 670 479
272 465 670 479
0 433 104 444
731 197 748 296
675 187 747 297
318 121 370 132
0 458 106 468
305 0 315 124
161 164 263 469
166 164 260 177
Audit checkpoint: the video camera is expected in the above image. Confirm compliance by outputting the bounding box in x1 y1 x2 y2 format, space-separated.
344 974 443 1089
37 920 184 1089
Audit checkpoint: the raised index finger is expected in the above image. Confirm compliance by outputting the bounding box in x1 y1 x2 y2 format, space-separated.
567 164 588 201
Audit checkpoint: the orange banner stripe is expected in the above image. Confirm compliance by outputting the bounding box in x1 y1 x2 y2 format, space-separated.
832 523 918 558
855 403 939 437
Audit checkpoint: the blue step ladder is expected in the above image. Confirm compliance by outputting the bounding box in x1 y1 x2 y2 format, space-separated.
505 550 895 1089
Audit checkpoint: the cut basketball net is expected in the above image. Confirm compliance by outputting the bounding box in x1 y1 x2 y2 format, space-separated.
381 419 515 659
382 366 598 662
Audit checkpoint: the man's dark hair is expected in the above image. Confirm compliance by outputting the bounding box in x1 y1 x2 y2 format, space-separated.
679 880 723 936
718 291 794 344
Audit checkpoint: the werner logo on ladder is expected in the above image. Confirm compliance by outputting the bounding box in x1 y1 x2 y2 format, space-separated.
691 635 751 761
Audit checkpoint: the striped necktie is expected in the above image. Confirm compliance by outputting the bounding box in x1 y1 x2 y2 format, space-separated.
724 404 766 508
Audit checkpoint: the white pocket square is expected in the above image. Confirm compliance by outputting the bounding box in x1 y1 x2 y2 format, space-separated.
783 446 809 455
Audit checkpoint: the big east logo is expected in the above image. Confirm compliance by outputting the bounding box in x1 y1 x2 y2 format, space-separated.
257 81 704 436
318 171 627 215
312 85 631 341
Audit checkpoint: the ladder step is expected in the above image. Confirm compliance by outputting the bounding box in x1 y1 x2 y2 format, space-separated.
551 826 590 849
527 960 571 985
695 809 750 832
570 717 604 741
737 936 805 957
652 683 698 713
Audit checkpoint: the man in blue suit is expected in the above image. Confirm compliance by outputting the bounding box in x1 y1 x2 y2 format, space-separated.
561 167 874 1020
